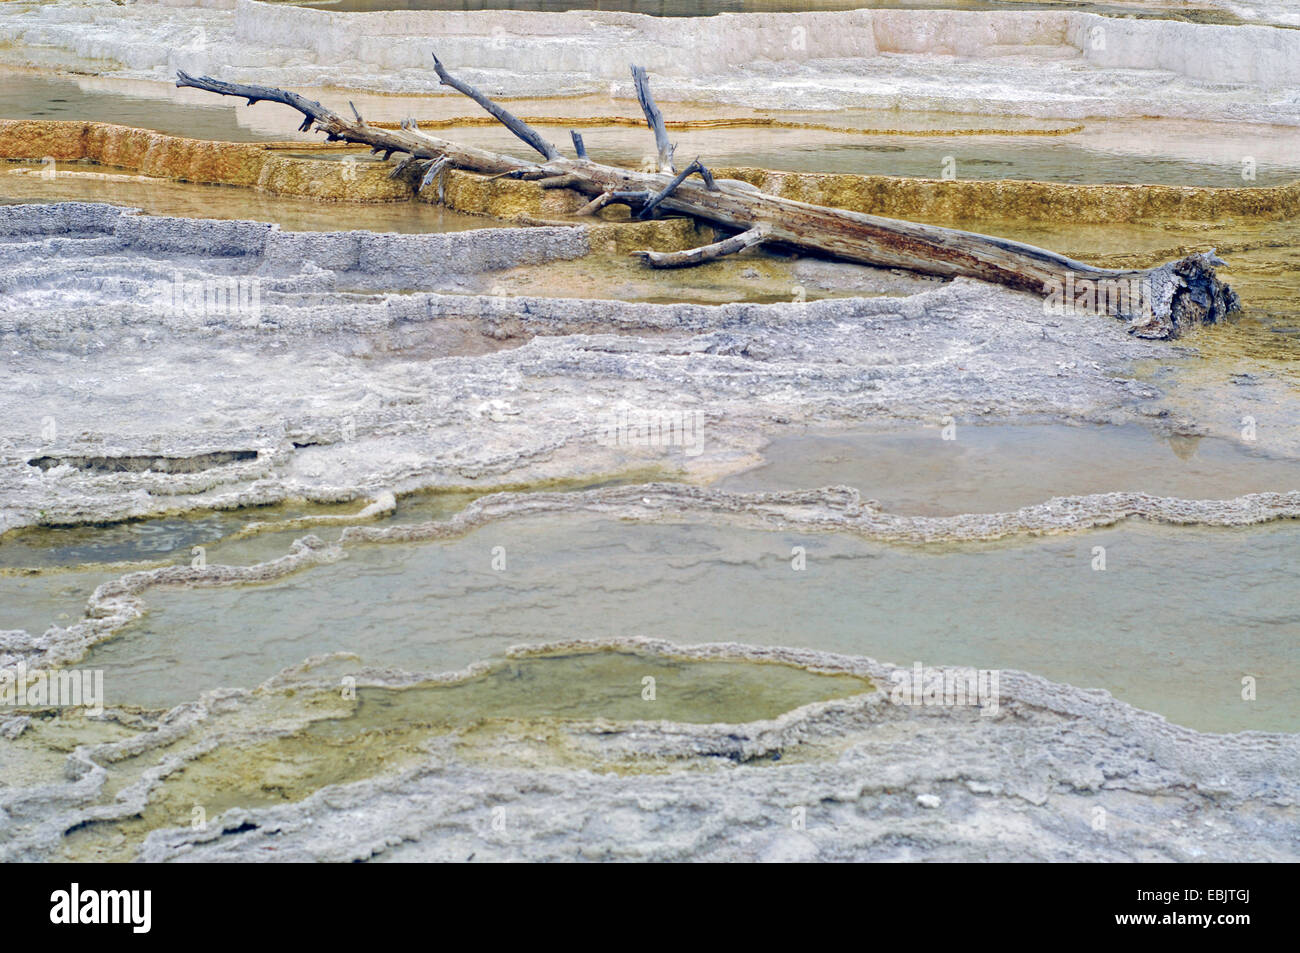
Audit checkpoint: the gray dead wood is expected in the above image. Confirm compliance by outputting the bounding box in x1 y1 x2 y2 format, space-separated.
632 225 770 267
631 64 676 174
176 64 1238 338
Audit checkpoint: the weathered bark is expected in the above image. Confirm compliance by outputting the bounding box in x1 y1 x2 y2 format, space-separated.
633 225 770 268
638 158 718 219
570 131 587 160
431 54 560 162
576 191 615 217
175 64 1238 339
632 64 676 174
539 173 584 190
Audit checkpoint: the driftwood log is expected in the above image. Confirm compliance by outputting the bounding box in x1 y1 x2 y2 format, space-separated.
176 63 1238 339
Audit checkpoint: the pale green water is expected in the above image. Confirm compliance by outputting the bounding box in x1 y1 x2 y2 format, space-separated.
0 72 294 143
84 515 1299 732
0 509 296 571
38 646 871 860
0 571 120 635
0 479 654 572
436 123 1300 187
6 71 1297 187
5 424 1296 572
35 647 870 861
9 422 1300 734
0 498 467 572
350 651 874 726
721 424 1300 515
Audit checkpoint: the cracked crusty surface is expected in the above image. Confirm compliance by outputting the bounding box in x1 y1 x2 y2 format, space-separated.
2 199 1297 862
2 639 1296 863
7 202 1277 536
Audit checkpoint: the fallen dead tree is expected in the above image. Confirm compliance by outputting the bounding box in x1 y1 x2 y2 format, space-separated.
176 62 1238 339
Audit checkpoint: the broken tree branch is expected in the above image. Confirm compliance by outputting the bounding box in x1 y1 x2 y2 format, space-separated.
387 154 417 180
576 191 615 216
639 157 709 219
539 173 584 190
631 65 676 174
176 69 536 176
431 54 559 161
420 156 451 199
611 190 653 208
633 225 770 268
176 64 1238 338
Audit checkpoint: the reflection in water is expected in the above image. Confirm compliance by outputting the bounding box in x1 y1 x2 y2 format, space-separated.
0 509 312 571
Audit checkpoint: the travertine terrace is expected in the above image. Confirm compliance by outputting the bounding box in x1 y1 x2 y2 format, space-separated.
1 0 1297 864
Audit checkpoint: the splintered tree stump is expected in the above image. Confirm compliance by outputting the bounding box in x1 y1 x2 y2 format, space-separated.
175 64 1239 339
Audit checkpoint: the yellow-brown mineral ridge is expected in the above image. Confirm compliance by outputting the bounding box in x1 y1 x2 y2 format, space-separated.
0 120 409 202
6 120 1300 227
0 120 721 250
714 167 1300 225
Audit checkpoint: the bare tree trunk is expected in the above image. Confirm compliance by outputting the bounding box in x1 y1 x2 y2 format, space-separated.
175 65 1238 339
